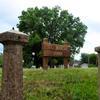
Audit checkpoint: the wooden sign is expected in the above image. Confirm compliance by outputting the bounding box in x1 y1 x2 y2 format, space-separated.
42 38 71 69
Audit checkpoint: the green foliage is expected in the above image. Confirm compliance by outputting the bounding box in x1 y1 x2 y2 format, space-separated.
23 45 32 68
22 68 97 100
81 53 89 63
29 33 41 46
89 53 97 65
81 53 97 67
88 64 96 67
17 6 87 67
23 34 42 68
49 58 58 68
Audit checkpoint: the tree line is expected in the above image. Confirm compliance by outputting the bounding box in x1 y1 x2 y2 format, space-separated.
81 53 97 67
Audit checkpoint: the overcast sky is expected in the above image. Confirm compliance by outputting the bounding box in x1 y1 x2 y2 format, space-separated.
0 0 100 59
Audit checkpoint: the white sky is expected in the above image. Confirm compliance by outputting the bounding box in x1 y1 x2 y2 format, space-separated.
0 0 100 60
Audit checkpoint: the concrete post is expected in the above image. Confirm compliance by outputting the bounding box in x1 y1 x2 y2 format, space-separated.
95 46 100 100
0 29 28 100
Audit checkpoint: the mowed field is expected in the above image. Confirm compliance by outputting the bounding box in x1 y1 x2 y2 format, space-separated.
0 68 98 100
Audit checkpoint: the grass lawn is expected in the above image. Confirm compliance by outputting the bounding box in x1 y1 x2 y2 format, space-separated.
0 68 98 100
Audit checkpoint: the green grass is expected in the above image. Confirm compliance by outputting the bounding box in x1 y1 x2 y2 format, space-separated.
23 68 98 100
0 68 98 100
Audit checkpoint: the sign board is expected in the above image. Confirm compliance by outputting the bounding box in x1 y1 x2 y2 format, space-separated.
42 39 70 57
42 38 71 69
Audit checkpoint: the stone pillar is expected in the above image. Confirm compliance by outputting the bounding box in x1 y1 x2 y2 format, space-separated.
0 30 28 100
43 57 48 70
95 46 100 100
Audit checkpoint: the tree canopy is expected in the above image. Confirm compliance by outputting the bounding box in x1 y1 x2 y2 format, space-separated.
17 6 87 67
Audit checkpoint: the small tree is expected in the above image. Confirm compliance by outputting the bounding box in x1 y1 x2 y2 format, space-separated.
81 53 89 64
89 53 97 66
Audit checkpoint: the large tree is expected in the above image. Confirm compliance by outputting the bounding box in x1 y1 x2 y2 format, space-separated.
17 6 87 67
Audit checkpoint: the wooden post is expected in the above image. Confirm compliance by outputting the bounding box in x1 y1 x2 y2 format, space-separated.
64 57 68 68
63 42 70 68
43 57 48 70
42 38 49 69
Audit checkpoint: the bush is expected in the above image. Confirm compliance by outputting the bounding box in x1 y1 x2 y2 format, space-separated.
88 64 97 67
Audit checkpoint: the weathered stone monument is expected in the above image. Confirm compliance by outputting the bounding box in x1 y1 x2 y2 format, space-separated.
42 38 71 69
95 46 100 100
0 29 28 100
